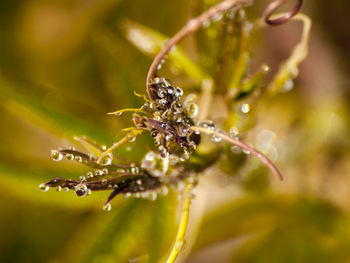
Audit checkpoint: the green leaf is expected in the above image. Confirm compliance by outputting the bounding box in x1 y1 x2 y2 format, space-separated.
0 76 115 145
120 18 207 82
234 65 268 101
193 194 350 255
55 194 179 263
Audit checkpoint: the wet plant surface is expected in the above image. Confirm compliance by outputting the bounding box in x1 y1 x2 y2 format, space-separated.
1 0 350 263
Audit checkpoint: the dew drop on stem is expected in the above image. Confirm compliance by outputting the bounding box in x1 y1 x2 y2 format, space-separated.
74 184 88 197
66 153 74 160
175 238 187 252
51 150 63 162
103 203 111 212
241 104 250 113
39 183 49 192
211 134 222 142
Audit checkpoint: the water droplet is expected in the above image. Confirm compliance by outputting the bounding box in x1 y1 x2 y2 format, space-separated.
202 120 215 131
115 111 122 116
74 184 88 197
50 150 63 162
75 156 83 162
117 169 126 173
56 186 62 192
153 77 161 83
159 186 169 196
87 189 92 195
159 146 168 158
187 103 198 118
63 187 69 192
149 192 157 201
39 183 49 192
174 87 183 97
229 127 239 137
211 134 222 142
243 149 250 155
175 239 186 251
241 104 250 113
141 151 169 177
95 170 103 176
86 171 93 178
102 179 108 184
129 136 136 142
165 134 173 141
101 154 113 166
231 145 241 154
66 153 74 160
167 87 174 95
157 89 166 98
183 150 190 160
177 124 189 137
263 64 270 72
102 168 108 174
103 203 111 212
79 175 86 181
281 78 294 92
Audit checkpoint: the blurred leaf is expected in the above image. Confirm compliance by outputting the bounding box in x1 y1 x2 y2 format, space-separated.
234 65 268 101
120 18 207 82
0 76 115 145
16 0 122 58
55 194 178 263
193 194 350 257
226 10 250 100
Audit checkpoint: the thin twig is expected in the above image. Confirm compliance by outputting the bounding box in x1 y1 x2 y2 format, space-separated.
263 0 303 26
97 130 144 164
107 108 152 117
190 126 283 180
146 0 253 98
166 184 192 263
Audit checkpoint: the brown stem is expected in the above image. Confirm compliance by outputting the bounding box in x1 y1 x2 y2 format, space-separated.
263 0 303 26
190 126 283 180
145 0 253 98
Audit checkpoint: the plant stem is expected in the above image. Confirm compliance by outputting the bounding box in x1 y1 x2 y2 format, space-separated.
190 126 283 180
146 0 254 98
97 130 144 164
165 184 192 263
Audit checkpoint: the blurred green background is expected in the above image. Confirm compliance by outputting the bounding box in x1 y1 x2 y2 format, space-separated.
0 0 349 262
